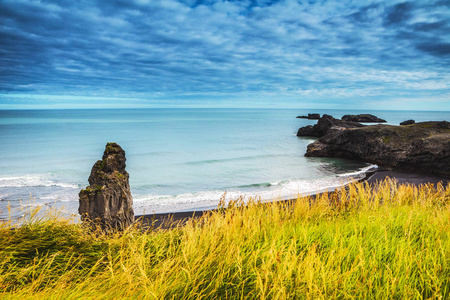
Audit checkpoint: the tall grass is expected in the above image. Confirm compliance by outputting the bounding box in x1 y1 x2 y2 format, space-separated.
1 178 450 299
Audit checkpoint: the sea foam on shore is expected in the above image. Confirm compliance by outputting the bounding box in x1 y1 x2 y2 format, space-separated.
132 165 378 215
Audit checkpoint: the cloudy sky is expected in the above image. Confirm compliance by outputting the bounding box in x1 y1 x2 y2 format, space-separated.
0 0 449 109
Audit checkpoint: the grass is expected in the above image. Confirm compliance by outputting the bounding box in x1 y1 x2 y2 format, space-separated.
1 178 450 299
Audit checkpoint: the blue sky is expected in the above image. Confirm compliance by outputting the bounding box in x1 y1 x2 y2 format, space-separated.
0 0 449 110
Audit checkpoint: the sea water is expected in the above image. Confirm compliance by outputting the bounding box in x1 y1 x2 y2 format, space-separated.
1 108 449 220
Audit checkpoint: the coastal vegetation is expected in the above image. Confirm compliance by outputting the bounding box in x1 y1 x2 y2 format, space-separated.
1 179 450 299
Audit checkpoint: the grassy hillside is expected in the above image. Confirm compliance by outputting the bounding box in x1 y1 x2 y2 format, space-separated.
1 179 450 299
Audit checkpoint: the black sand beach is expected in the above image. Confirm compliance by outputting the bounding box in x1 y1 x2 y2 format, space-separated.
136 169 449 229
365 170 449 186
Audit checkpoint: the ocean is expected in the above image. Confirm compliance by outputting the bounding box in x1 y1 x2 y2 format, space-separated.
1 108 449 221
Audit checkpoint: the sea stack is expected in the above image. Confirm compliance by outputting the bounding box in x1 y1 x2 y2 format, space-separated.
79 143 134 230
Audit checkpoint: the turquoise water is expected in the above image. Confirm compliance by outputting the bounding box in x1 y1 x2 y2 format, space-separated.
0 108 449 220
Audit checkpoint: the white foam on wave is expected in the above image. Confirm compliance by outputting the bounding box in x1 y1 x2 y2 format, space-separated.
133 164 378 215
19 202 49 208
0 174 79 189
337 165 378 178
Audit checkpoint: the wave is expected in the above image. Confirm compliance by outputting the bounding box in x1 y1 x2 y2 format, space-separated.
182 154 296 166
0 174 79 189
133 164 378 215
337 164 378 178
235 182 272 188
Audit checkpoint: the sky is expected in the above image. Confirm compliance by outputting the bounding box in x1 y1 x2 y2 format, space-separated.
0 0 449 110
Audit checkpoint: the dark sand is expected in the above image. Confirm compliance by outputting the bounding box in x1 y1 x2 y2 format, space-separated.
365 170 448 186
136 170 449 230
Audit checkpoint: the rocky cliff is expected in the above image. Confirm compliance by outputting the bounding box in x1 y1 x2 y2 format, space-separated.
79 143 134 230
305 121 450 177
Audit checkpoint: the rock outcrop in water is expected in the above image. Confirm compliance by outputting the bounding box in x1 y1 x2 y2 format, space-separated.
305 121 450 176
341 114 386 123
296 113 321 119
400 119 415 125
297 115 365 137
79 143 134 230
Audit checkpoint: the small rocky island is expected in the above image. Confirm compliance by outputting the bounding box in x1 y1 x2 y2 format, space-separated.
400 119 415 125
341 114 386 123
301 121 450 177
297 114 365 137
296 113 321 119
79 142 134 230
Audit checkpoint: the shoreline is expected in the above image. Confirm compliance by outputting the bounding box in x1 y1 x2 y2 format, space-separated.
136 169 449 229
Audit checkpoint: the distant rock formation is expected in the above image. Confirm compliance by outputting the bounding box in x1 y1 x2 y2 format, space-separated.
297 115 365 137
79 143 134 230
296 113 321 119
305 121 450 176
400 119 415 125
341 114 386 123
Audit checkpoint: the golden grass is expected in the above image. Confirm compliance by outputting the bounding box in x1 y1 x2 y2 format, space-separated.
1 178 450 299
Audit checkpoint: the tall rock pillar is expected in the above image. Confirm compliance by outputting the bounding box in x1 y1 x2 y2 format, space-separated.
79 143 134 230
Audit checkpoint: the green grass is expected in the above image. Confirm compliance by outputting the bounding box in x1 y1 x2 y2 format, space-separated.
1 178 450 299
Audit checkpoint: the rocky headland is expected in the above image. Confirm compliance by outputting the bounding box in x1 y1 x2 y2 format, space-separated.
79 142 134 230
304 121 450 177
